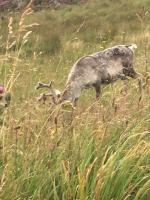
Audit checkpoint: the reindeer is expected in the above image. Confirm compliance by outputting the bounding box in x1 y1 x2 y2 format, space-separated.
36 44 141 105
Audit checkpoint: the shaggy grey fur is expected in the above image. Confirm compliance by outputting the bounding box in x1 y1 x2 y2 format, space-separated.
36 44 140 105
61 44 139 103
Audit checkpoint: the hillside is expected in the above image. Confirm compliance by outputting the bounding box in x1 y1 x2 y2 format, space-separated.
0 0 85 10
0 0 150 199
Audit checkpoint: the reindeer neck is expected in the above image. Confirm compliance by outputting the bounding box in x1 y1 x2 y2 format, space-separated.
61 82 81 102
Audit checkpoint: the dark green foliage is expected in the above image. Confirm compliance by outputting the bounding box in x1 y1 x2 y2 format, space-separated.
38 33 61 55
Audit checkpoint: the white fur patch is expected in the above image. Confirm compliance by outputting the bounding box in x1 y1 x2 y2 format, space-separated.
107 60 123 77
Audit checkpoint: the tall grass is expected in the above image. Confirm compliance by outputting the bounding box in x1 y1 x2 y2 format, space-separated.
0 0 150 199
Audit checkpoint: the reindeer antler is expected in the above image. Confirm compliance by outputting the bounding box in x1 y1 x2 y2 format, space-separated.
35 81 61 104
35 81 52 90
37 93 53 102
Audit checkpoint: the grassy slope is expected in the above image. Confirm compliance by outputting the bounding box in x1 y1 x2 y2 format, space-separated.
0 0 150 199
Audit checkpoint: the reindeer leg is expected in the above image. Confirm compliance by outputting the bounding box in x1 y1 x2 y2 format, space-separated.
73 98 78 107
94 82 101 99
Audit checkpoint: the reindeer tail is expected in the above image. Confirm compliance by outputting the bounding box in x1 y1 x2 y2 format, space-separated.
127 44 137 52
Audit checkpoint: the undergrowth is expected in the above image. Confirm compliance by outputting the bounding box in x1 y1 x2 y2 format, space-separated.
0 0 150 199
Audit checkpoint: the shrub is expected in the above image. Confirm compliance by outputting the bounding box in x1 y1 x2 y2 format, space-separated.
37 33 61 55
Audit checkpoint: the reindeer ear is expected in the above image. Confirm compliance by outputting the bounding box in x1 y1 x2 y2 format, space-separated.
126 44 137 52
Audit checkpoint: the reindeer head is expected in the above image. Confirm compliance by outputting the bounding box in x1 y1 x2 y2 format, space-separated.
123 67 142 79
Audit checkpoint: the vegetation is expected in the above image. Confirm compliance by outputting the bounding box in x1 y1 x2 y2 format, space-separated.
0 0 150 199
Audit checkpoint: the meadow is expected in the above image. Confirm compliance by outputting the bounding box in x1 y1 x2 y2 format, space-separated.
0 0 150 199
